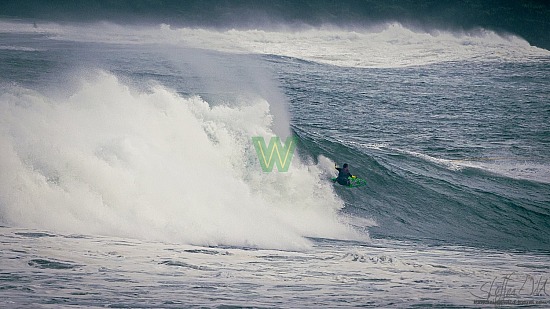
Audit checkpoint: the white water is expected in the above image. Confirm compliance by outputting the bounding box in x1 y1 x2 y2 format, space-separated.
0 71 362 250
353 141 550 185
1 20 548 68
2 226 549 308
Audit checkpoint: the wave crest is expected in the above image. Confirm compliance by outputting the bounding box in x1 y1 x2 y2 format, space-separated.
0 71 362 249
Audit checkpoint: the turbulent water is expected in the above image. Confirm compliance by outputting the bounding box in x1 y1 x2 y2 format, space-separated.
1 2 550 307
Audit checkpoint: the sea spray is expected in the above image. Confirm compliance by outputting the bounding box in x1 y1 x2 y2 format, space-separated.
0 71 362 249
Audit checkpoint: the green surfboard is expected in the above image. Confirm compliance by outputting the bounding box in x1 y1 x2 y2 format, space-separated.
331 176 367 188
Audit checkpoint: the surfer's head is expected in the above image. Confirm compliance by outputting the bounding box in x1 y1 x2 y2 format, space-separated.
343 163 348 169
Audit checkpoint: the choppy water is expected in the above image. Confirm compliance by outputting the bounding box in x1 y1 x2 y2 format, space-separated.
2 226 550 308
0 14 549 308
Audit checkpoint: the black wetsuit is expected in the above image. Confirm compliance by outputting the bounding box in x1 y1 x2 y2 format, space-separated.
335 167 352 186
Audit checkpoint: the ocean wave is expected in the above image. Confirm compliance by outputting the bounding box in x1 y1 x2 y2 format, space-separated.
0 71 364 249
1 0 548 49
1 20 548 68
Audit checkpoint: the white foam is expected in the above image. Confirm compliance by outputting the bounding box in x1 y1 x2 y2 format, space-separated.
357 142 550 184
317 155 338 177
451 159 550 184
400 149 465 171
1 20 548 68
0 45 42 52
400 148 550 184
0 71 363 250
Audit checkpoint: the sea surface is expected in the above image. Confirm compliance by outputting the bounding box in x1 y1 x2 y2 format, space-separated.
1 2 549 307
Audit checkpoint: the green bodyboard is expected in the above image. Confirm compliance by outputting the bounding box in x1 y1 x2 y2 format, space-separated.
331 176 367 188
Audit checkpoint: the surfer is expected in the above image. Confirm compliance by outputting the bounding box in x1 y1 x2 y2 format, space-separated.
335 163 355 186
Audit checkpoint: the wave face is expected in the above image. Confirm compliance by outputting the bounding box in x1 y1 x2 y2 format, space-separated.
1 0 549 49
281 57 550 252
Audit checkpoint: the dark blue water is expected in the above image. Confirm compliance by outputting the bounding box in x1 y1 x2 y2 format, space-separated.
279 59 550 251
